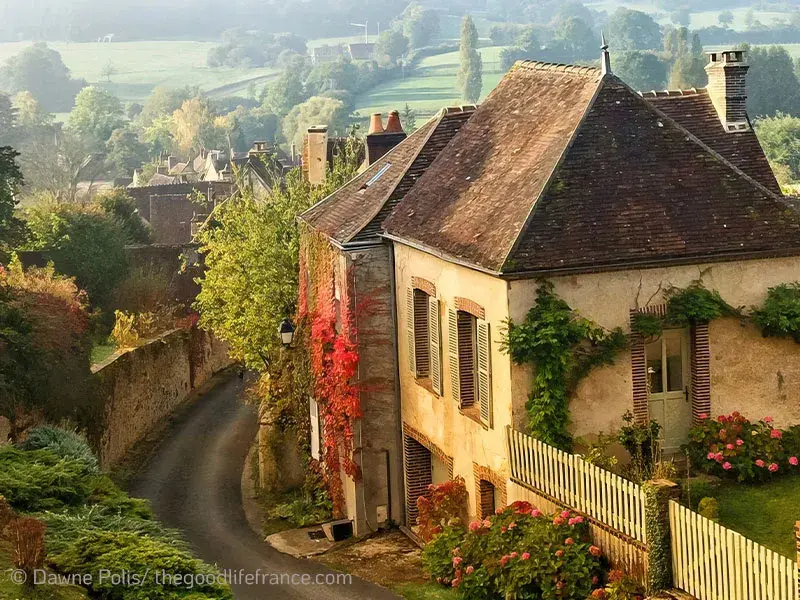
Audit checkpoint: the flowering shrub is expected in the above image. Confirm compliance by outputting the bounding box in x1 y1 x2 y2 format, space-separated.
687 412 800 482
421 501 605 600
416 477 470 542
586 570 644 599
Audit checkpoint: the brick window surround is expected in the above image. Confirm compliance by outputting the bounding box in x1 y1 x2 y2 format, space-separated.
473 463 507 518
403 422 454 525
629 307 711 425
455 297 486 320
412 276 436 297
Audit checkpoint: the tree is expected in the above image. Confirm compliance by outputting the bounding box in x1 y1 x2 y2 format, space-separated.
138 85 199 128
516 26 540 53
747 45 800 118
402 103 417 132
608 8 662 52
374 29 409 66
0 43 86 113
554 17 595 59
264 71 307 118
95 188 150 244
665 29 706 89
170 97 223 155
281 96 348 148
718 10 734 27
553 2 594 28
614 51 668 91
142 114 175 156
22 203 129 307
0 147 23 251
100 61 116 83
457 16 483 104
754 113 800 183
195 135 363 369
68 86 124 151
0 94 19 148
106 127 150 179
402 2 440 49
306 59 358 97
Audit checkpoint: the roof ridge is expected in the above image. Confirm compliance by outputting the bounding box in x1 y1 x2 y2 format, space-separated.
639 88 708 98
513 60 600 78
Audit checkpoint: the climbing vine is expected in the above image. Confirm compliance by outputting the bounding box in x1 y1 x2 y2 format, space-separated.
751 283 800 342
501 281 627 451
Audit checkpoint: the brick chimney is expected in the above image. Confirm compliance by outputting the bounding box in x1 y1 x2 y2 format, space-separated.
248 141 270 157
705 49 750 132
366 110 407 165
303 126 329 186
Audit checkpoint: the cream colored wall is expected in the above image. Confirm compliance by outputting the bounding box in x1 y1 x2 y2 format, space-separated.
508 256 800 439
394 243 513 517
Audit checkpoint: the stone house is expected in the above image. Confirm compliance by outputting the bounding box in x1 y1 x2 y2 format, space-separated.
379 49 800 522
297 107 475 535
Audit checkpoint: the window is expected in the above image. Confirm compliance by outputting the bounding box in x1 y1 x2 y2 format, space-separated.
448 307 492 427
478 479 496 519
406 287 442 395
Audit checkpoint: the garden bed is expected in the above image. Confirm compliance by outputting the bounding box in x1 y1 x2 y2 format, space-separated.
687 474 800 558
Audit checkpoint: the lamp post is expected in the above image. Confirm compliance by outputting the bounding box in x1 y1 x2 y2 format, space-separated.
279 318 295 348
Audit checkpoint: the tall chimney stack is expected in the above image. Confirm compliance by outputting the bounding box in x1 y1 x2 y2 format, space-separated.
366 110 407 165
705 49 750 132
303 126 329 186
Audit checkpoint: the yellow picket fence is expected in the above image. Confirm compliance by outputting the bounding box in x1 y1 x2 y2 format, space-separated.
669 500 798 600
506 427 647 544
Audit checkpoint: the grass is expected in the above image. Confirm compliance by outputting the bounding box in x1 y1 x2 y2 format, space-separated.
688 475 800 558
90 342 118 365
0 41 279 103
354 46 508 122
392 582 458 600
0 541 89 599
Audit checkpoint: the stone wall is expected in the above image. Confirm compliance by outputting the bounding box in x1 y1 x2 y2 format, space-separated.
92 327 232 468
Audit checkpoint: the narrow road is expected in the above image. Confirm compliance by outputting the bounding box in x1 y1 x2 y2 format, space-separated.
129 373 398 600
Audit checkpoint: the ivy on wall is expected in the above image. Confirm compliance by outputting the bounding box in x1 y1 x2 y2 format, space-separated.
501 281 627 451
752 283 800 343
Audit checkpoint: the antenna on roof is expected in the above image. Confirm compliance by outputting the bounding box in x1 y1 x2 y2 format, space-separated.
600 32 611 76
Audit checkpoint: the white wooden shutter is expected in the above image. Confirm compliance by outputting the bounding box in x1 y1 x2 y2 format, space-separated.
406 288 416 375
309 398 321 460
429 296 442 395
448 308 460 404
477 319 492 428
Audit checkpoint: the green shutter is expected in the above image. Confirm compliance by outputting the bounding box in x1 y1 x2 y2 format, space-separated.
429 296 442 395
406 288 416 375
448 308 460 404
477 319 492 428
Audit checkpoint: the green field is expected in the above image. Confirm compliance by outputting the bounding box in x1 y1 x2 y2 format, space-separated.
354 46 508 121
0 41 278 103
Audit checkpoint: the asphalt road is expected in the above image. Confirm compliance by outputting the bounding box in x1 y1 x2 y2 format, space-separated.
129 373 398 600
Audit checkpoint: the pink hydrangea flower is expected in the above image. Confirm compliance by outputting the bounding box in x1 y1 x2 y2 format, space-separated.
560 510 571 519
589 545 602 557
469 521 480 532
453 556 463 566
501 526 507 533
510 552 518 559
500 555 509 566
555 550 564 558
726 443 734 450
508 522 516 529
771 429 782 439
482 519 491 528
521 552 530 560
790 457 798 466
699 413 709 420
553 516 566 526
764 416 774 423
452 579 460 588
755 459 766 468
568 516 584 526
495 507 503 515
736 439 744 446
707 452 716 460
565 537 575 545
715 452 724 463
465 566 474 575
531 509 541 518
769 463 779 472
722 462 732 470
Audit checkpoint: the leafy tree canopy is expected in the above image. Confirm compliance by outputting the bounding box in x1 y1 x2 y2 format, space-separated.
282 96 349 148
746 45 800 118
458 15 483 103
69 86 125 152
754 112 800 185
613 50 668 92
608 8 662 52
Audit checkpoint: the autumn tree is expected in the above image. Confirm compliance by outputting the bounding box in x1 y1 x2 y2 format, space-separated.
171 97 223 155
281 96 348 148
457 15 483 103
69 86 124 151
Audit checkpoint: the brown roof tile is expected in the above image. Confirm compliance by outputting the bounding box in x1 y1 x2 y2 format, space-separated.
383 61 800 274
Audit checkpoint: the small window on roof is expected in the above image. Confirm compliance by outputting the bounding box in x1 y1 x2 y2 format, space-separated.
363 163 391 188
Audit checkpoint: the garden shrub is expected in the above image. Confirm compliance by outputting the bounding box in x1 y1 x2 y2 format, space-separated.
751 283 800 342
0 446 92 511
687 412 800 482
588 569 645 599
6 516 46 578
416 477 470 542
19 425 99 474
421 501 605 599
87 474 152 519
50 531 233 600
664 283 734 326
697 497 719 522
617 412 662 482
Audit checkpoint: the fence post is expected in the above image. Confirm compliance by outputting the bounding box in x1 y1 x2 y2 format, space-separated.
796 521 800 600
643 479 679 593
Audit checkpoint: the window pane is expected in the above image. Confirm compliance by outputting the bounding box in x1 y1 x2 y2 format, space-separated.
646 340 663 394
413 290 430 376
457 311 476 406
665 332 684 392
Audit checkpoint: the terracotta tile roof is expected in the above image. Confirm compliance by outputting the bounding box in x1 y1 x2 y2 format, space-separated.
383 61 800 274
642 89 780 194
299 107 475 245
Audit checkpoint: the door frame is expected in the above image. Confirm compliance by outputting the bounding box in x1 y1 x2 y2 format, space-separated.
646 328 691 453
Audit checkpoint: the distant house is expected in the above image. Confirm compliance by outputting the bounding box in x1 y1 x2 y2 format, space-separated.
348 43 375 61
311 44 346 65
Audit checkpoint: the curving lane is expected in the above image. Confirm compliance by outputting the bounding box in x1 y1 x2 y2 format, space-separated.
129 373 398 600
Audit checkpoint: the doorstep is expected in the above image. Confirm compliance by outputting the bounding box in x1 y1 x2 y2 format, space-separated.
265 525 337 558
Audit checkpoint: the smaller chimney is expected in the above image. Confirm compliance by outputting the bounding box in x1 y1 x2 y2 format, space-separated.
368 113 385 135
167 155 179 172
304 126 329 186
366 110 407 165
705 49 750 132
249 141 269 157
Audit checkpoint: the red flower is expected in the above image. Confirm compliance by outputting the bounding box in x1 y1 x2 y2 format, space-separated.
589 545 602 557
764 416 774 423
555 550 564 558
769 463 779 472
465 565 474 574
521 552 530 560
756 459 766 468
790 457 798 466
564 537 575 545
771 429 783 439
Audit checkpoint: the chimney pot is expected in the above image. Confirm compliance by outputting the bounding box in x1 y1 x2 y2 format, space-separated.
368 113 385 135
385 110 404 133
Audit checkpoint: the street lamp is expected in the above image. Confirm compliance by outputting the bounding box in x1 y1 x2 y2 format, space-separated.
279 318 296 348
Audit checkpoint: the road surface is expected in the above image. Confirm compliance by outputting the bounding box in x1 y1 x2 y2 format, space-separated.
129 373 398 600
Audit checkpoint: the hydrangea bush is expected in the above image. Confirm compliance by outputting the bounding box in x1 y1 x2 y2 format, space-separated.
687 412 800 482
416 477 470 542
421 501 606 600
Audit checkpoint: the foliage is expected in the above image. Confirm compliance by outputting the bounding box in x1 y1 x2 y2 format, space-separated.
687 412 800 482
422 502 605 599
111 262 174 314
6 516 46 579
751 282 800 342
502 282 628 450
111 308 176 348
608 8 661 51
578 434 619 472
0 43 86 112
416 477 470 542
105 127 150 179
375 30 410 66
265 487 333 528
613 51 667 92
630 312 662 339
587 569 645 599
95 187 151 244
68 86 124 151
664 283 735 326
18 426 99 474
401 2 441 49
0 446 93 511
747 45 800 118
281 96 348 149
206 29 307 69
23 202 129 307
50 531 233 600
697 497 719 521
171 97 225 155
617 411 662 470
263 70 308 118
457 16 482 104
0 146 23 254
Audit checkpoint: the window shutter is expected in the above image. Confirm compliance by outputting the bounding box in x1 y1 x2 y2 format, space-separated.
477 319 492 428
406 288 416 375
448 308 460 404
428 296 442 395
